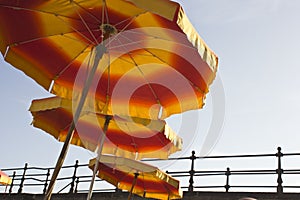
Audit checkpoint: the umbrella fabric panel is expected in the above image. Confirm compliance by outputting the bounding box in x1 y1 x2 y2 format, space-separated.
30 96 182 159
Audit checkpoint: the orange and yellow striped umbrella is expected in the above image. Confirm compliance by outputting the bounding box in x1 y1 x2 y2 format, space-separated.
89 155 183 200
0 170 11 186
0 0 218 120
30 96 183 160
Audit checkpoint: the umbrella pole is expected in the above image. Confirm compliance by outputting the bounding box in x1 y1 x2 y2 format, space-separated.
87 115 112 200
44 44 107 200
128 173 139 200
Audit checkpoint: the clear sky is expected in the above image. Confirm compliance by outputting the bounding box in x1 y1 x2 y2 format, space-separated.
1 0 300 192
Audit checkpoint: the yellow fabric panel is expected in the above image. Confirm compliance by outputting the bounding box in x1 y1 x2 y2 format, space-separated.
126 0 179 21
106 0 146 19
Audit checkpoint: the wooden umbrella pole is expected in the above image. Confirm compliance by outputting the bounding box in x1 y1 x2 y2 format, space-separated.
128 173 139 200
87 115 112 200
44 44 107 200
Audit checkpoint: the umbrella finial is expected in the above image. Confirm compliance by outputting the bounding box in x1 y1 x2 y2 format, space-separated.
100 24 118 38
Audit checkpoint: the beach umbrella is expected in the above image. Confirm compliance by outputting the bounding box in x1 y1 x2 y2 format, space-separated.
0 170 11 186
30 96 182 160
89 155 183 200
0 0 218 198
0 0 218 120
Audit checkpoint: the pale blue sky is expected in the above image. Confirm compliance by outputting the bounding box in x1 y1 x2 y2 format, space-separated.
1 0 300 191
177 0 300 154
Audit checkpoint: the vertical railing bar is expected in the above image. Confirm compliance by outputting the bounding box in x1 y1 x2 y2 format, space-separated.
75 177 79 194
276 147 283 194
188 151 196 192
17 163 28 194
9 171 16 194
225 167 231 192
43 169 51 194
69 160 79 193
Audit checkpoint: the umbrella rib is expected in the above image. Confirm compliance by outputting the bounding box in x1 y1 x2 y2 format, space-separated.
116 56 136 65
61 45 90 77
107 39 144 51
69 1 102 24
101 0 105 38
105 44 111 103
104 10 146 48
55 15 97 46
8 31 92 48
119 33 207 95
0 4 99 25
144 49 206 95
115 11 147 28
122 121 138 154
0 4 98 46
52 44 90 82
114 36 161 106
123 29 190 46
61 33 93 46
72 3 99 45
103 0 110 24
107 50 153 57
3 46 9 58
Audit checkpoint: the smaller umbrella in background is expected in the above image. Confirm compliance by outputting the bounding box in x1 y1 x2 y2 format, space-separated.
0 170 11 186
29 96 182 160
0 170 12 193
89 155 182 200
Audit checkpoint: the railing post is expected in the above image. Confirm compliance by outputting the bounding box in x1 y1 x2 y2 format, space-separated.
9 171 16 194
75 177 79 193
69 160 79 193
115 187 122 193
43 169 51 194
225 167 231 192
276 147 283 194
188 151 196 192
18 163 28 194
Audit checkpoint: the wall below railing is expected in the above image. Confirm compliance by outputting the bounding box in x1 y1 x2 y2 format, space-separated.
1 192 300 200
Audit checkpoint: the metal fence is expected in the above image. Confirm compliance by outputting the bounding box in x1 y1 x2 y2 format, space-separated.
1 147 300 194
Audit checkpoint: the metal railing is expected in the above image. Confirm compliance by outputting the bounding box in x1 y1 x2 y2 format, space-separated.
1 147 300 194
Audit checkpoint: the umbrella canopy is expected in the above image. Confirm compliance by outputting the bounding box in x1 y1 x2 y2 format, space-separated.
0 170 11 185
0 0 218 120
30 96 182 160
89 155 183 200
